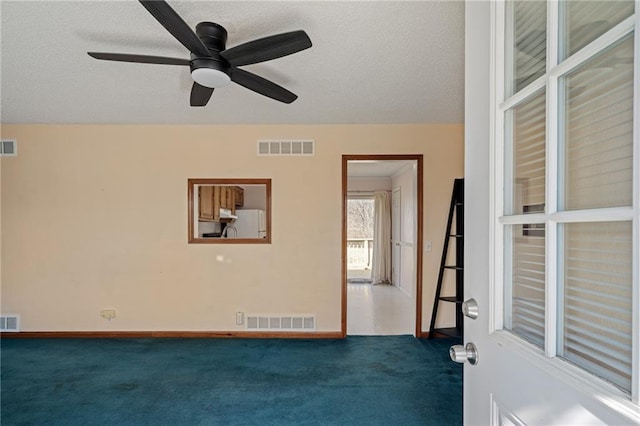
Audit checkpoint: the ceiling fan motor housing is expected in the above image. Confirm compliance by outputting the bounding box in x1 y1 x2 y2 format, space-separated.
190 22 231 88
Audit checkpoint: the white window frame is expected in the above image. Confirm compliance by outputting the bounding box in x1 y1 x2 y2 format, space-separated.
489 0 640 410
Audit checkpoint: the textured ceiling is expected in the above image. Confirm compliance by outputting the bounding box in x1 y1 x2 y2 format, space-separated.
0 1 464 125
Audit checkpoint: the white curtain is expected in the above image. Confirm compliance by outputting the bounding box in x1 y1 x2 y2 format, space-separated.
371 191 392 284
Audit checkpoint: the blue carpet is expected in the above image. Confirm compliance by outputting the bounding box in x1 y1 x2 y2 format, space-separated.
1 336 462 425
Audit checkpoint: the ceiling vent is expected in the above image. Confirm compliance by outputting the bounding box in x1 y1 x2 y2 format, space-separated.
257 139 315 156
0 315 20 332
0 139 17 156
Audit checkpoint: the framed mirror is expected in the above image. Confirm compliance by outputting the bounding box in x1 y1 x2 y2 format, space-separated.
188 178 271 244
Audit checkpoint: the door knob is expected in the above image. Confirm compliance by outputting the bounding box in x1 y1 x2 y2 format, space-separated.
450 342 478 365
462 298 479 319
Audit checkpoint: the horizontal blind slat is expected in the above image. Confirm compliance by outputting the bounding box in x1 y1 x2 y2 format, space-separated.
564 340 631 373
564 314 630 341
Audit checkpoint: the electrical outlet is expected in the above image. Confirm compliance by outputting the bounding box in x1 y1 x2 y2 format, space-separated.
236 312 244 325
100 309 116 320
425 240 433 252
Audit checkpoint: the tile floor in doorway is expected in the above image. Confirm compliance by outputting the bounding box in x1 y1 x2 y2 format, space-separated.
347 282 414 335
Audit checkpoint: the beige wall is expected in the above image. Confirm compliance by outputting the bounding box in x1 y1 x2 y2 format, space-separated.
347 176 392 192
1 124 463 332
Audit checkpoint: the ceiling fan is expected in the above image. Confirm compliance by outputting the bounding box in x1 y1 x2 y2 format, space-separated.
88 0 312 106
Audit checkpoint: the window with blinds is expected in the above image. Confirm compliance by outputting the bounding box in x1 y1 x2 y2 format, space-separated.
505 224 546 348
507 1 546 96
504 88 547 348
561 1 635 60
562 34 634 211
509 90 546 215
560 222 633 391
500 0 636 396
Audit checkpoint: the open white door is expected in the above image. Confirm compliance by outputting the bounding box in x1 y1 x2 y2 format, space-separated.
463 1 639 424
392 187 401 287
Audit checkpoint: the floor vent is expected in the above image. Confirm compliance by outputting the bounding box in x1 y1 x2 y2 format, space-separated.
246 315 316 331
257 139 315 156
0 139 17 156
0 315 20 332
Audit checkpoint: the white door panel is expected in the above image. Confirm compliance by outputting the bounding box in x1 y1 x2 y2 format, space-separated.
464 1 638 425
392 188 401 287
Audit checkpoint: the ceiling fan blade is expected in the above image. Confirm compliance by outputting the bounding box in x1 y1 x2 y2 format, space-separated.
88 52 190 66
190 82 214 107
220 30 312 66
139 0 211 57
231 68 297 104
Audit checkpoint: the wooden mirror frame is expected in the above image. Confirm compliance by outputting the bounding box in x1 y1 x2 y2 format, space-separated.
188 178 272 244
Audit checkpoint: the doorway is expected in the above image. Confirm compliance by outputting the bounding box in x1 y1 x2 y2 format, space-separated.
342 155 423 337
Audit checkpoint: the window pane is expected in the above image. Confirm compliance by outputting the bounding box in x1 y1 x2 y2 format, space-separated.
508 90 546 215
560 222 632 392
561 1 635 60
505 224 546 348
347 199 375 239
506 0 546 96
562 35 634 210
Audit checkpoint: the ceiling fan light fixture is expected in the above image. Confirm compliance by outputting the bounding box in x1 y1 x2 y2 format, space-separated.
191 68 231 88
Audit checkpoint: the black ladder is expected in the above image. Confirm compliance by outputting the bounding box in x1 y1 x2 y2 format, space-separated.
428 178 464 339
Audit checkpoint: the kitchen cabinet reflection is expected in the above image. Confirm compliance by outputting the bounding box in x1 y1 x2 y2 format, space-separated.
188 178 271 244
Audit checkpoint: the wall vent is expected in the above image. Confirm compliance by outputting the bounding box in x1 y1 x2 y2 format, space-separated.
0 139 17 157
246 315 316 331
0 315 20 332
257 139 315 156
